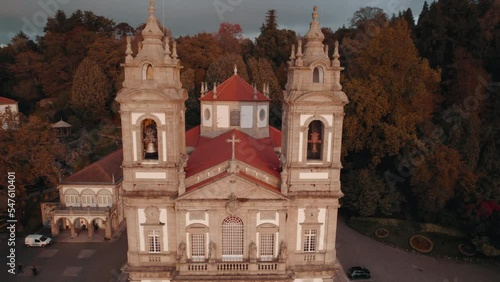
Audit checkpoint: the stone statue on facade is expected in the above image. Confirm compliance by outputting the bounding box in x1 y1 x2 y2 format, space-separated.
249 241 257 262
208 241 216 262
178 241 187 261
278 241 288 261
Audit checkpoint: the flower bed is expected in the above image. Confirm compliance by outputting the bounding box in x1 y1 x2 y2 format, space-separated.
409 235 434 253
374 228 389 238
458 244 476 256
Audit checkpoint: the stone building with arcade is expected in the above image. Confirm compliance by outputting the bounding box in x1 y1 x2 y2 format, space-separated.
43 149 125 240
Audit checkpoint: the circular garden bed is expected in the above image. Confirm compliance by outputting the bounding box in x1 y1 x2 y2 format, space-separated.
374 228 389 238
410 235 434 253
458 244 476 256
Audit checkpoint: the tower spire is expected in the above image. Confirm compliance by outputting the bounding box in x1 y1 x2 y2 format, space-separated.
149 0 155 17
302 5 328 64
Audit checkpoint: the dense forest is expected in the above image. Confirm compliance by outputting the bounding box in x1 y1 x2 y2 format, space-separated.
0 1 498 252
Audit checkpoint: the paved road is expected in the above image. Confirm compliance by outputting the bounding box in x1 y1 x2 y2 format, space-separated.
336 216 500 282
0 231 127 282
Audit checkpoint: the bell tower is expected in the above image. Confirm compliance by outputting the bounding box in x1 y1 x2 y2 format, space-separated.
281 5 348 194
116 0 187 194
280 6 348 273
116 1 187 280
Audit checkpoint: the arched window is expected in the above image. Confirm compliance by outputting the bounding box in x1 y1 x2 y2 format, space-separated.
313 67 324 83
222 216 244 261
81 189 96 207
64 189 79 207
142 119 158 160
97 189 112 207
142 64 154 80
187 224 208 261
307 120 324 160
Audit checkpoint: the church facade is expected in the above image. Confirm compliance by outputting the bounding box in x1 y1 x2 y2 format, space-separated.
116 1 348 281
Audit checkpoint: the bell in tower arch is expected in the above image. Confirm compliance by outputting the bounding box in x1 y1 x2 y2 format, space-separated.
142 119 158 160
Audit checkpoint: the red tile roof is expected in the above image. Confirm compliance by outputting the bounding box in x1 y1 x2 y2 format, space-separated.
186 126 211 148
186 125 281 149
199 74 270 102
63 149 123 184
185 129 281 178
0 96 17 105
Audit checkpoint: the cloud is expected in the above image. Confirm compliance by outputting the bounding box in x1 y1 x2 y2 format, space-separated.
0 0 427 44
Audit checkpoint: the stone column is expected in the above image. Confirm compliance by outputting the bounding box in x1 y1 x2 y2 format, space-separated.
104 220 112 239
87 221 94 238
70 224 77 238
208 209 219 261
324 202 339 263
176 208 187 261
50 220 59 236
247 209 258 269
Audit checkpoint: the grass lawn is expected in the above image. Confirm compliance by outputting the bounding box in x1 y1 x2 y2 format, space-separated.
347 217 499 262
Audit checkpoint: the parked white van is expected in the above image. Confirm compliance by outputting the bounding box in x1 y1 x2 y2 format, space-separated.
25 234 52 247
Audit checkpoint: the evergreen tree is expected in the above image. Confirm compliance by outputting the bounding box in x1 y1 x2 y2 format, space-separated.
255 9 296 78
70 58 110 124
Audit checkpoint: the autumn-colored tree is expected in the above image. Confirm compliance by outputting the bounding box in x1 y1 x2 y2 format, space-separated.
87 35 126 94
0 111 63 229
216 22 243 54
206 54 249 85
410 144 468 217
343 19 440 165
70 58 110 124
176 33 224 84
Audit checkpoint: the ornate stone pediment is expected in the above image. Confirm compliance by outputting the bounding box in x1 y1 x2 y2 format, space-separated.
177 175 286 201
291 90 348 105
116 88 186 103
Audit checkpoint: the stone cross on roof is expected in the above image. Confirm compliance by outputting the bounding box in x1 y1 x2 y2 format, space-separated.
226 133 241 161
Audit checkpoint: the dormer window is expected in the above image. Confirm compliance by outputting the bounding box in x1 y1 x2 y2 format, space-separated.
143 64 154 80
313 67 324 83
230 110 240 126
142 119 158 160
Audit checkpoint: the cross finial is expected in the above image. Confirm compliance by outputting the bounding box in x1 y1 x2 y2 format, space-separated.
234 64 238 75
226 133 241 161
149 0 155 16
312 6 319 22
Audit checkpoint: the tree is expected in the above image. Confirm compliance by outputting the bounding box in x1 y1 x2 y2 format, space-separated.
341 169 401 217
410 145 465 216
181 68 200 129
176 33 224 82
216 22 243 54
206 54 249 85
255 10 296 76
0 111 63 229
343 19 440 165
350 7 386 28
87 35 126 94
247 57 281 127
70 58 110 124
9 50 44 113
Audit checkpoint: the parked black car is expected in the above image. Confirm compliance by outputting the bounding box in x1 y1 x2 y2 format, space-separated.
347 266 371 280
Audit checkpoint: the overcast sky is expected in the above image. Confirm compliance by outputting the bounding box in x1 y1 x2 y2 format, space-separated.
0 0 427 45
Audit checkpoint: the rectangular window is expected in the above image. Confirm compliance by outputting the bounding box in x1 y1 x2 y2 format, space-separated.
148 230 161 253
230 110 240 126
260 233 275 260
190 233 205 261
303 229 317 252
